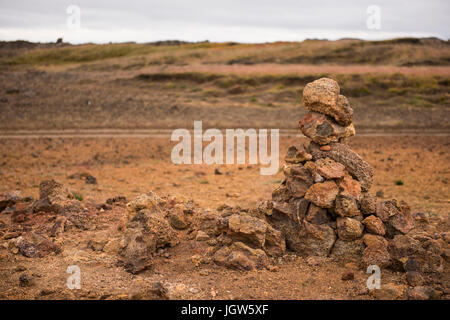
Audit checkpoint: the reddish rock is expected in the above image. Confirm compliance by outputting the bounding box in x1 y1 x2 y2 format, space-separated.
330 239 364 260
335 193 360 217
287 221 336 257
308 142 374 191
306 203 330 225
225 214 268 248
375 199 400 222
305 181 339 208
338 174 361 200
337 217 364 240
285 165 314 198
407 286 441 300
362 238 391 269
284 144 312 164
319 145 331 151
299 112 355 145
214 242 269 271
359 192 376 215
341 271 354 281
362 215 385 236
315 158 346 179
302 78 353 126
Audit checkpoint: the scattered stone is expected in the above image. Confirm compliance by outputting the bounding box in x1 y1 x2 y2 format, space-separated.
369 283 406 300
341 271 354 281
213 242 269 271
405 271 424 286
195 230 210 241
407 286 441 300
19 273 34 287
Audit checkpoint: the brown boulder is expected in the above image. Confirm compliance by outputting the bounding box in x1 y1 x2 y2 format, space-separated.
335 193 361 217
284 144 312 164
285 165 314 198
120 209 178 274
362 215 386 236
306 203 330 225
309 142 374 191
225 214 267 248
330 238 364 260
299 112 355 145
359 192 376 215
213 242 269 271
315 158 346 179
302 78 353 126
305 181 339 208
288 221 336 257
337 217 364 240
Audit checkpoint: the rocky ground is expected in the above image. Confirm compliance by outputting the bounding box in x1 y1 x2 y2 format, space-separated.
0 134 448 299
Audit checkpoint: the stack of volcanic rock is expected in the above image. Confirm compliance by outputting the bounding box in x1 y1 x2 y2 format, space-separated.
267 78 418 270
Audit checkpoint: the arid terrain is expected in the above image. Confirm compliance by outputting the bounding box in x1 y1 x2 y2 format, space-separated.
0 38 449 300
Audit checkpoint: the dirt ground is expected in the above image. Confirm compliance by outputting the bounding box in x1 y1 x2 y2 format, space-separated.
0 135 448 299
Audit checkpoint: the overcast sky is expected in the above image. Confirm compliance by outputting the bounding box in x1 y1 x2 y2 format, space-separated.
0 0 448 43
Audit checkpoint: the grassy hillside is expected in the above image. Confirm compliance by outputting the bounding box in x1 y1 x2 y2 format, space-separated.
2 38 450 67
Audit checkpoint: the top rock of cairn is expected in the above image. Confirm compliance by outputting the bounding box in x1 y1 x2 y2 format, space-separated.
302 78 353 126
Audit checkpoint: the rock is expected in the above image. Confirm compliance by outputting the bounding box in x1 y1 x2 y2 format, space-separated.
168 205 189 230
68 212 92 230
305 181 339 208
85 175 97 185
106 196 127 206
0 191 25 211
306 204 330 224
213 242 269 270
341 271 354 281
309 142 374 191
314 158 346 179
319 145 331 151
337 217 364 240
330 239 364 260
407 286 441 300
338 174 361 200
362 215 385 236
271 185 292 202
224 214 267 248
302 78 353 126
362 234 388 248
375 199 400 222
359 192 376 215
335 193 360 217
285 165 314 198
387 201 414 236
284 144 312 163
362 234 391 269
32 180 81 214
264 224 286 257
19 273 34 287
126 192 163 216
288 221 336 257
299 112 355 145
120 209 178 274
15 233 62 258
195 230 210 241
87 238 107 251
369 283 406 300
405 271 424 286
50 216 67 237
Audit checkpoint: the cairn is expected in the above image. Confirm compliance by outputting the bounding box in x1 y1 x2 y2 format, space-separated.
267 78 418 269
